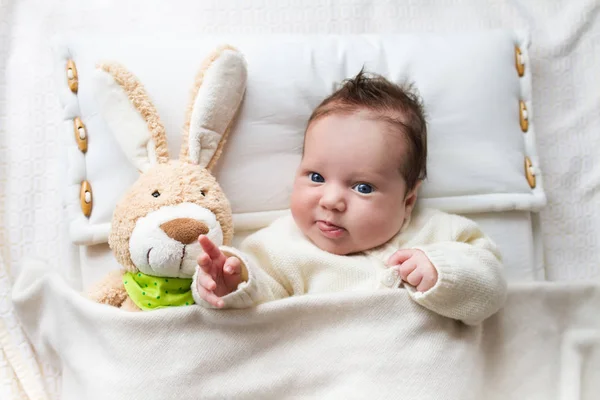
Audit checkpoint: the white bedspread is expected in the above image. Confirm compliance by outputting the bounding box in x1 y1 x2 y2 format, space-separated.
1 0 599 398
10 259 600 400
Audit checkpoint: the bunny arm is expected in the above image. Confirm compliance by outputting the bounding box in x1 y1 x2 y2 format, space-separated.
86 269 139 310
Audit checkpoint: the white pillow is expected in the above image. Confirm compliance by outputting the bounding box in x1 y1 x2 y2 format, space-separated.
54 31 544 245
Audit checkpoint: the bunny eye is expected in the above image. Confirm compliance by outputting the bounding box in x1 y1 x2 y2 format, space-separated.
200 190 206 197
152 190 161 198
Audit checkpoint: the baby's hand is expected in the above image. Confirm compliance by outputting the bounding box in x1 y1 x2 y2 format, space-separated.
387 249 438 293
196 235 243 308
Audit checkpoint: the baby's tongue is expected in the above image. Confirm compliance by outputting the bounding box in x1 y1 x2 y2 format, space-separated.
318 221 343 231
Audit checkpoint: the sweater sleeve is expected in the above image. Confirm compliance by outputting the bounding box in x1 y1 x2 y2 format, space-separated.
407 215 507 326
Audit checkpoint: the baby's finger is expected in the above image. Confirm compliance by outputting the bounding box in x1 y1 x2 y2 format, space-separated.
223 257 241 275
406 268 424 288
416 268 438 293
198 235 223 261
387 249 417 267
398 260 417 281
416 275 436 293
198 271 217 291
197 285 225 308
197 253 212 272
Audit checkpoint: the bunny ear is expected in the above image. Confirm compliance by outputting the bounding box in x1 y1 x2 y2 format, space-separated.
181 46 247 170
92 63 170 172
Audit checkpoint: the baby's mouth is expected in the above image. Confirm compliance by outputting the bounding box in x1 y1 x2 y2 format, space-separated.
316 220 346 238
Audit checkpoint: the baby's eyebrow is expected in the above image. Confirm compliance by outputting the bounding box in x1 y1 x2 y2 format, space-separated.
352 172 385 183
359 167 404 182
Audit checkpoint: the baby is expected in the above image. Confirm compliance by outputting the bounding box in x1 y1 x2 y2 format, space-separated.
191 71 507 325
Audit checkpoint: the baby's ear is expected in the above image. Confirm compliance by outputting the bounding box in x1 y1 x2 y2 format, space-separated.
180 46 247 170
92 62 170 172
404 180 422 214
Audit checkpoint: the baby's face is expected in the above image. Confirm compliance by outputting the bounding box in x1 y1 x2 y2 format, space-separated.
290 111 419 255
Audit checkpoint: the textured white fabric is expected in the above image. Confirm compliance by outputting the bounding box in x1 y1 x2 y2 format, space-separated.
192 208 507 326
0 256 53 400
1 0 599 398
11 259 600 400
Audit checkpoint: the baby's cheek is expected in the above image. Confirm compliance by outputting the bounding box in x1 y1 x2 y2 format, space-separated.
366 205 404 238
356 208 390 239
290 190 314 231
289 188 304 214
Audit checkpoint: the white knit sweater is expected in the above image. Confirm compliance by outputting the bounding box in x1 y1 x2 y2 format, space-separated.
192 207 507 325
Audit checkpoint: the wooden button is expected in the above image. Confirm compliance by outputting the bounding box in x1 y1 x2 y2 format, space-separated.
519 101 529 132
67 59 79 93
515 47 525 77
80 181 93 217
73 117 88 153
524 157 536 188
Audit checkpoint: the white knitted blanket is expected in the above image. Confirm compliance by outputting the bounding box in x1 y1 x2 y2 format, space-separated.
11 259 600 400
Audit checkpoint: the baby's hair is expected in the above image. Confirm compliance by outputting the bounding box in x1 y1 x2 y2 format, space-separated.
306 69 427 193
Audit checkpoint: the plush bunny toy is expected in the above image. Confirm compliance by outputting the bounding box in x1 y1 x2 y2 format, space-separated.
87 46 247 311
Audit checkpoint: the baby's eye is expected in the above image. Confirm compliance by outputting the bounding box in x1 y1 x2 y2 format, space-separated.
309 172 325 183
353 183 374 194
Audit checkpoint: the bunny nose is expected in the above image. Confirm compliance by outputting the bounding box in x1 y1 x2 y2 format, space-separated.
160 218 209 244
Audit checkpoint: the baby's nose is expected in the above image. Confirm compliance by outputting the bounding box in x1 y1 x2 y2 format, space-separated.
160 218 209 244
319 187 346 212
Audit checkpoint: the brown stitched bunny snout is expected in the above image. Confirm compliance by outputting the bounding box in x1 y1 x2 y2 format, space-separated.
160 218 209 244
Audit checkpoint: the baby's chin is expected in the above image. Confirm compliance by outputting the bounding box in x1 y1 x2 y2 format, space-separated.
306 229 368 256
